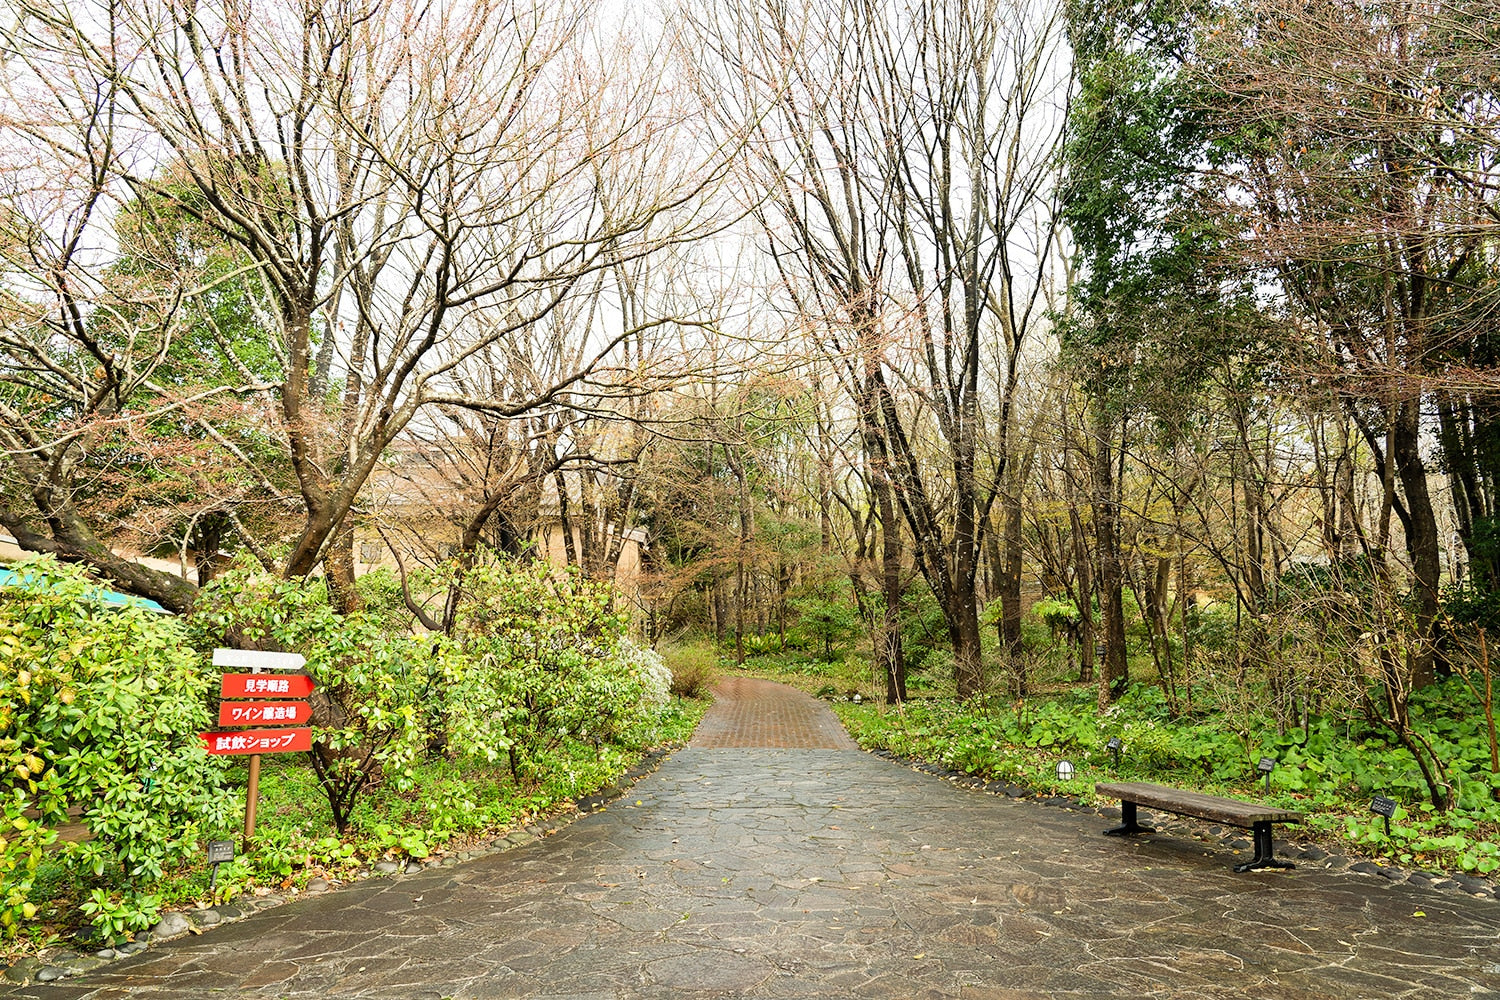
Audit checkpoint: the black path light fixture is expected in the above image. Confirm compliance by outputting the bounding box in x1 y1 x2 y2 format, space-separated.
1370 795 1397 838
1105 737 1123 770
1257 756 1276 793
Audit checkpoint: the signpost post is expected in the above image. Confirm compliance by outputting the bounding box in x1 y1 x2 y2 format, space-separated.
201 649 314 851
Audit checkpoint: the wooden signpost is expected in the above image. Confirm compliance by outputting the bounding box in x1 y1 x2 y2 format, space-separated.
200 649 314 850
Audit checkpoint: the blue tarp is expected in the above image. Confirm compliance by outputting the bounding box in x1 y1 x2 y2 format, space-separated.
0 565 170 613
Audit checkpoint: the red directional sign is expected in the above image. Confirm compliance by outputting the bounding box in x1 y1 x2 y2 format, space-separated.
200 727 313 755
220 673 315 699
218 701 313 726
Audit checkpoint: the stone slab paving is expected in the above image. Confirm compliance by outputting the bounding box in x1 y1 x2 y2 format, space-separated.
7 677 1500 999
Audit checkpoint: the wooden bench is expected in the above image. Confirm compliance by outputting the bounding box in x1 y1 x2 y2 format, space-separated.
1095 781 1303 873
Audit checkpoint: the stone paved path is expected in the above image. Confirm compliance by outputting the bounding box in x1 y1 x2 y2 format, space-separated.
8 677 1500 999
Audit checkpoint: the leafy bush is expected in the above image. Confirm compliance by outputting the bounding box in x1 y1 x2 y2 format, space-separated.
1030 597 1081 636
1185 602 1237 655
446 559 653 781
900 583 949 672
0 558 235 941
617 639 672 711
741 632 790 656
186 556 675 831
662 642 717 698
187 570 436 833
788 580 862 660
1442 582 1500 631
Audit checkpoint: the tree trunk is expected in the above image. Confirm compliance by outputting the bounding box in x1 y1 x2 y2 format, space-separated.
1000 491 1024 653
877 475 907 704
0 503 200 613
1072 507 1096 684
1091 402 1128 706
1393 399 1440 688
1000 489 1026 695
554 469 577 567
323 516 362 614
1063 435 1095 684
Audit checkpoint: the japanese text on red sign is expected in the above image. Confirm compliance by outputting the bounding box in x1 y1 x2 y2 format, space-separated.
210 731 301 752
200 726 312 755
219 673 315 699
225 704 298 722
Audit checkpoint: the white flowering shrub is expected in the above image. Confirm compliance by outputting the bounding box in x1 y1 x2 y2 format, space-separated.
616 639 672 711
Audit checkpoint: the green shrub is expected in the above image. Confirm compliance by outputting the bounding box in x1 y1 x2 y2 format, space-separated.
1030 597 1081 636
1442 581 1500 631
741 632 788 656
900 583 949 672
187 569 438 833
661 642 717 698
788 580 862 661
616 639 672 712
447 559 653 780
0 558 235 941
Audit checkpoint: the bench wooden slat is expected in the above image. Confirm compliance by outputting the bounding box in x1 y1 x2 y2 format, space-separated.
1095 781 1302 827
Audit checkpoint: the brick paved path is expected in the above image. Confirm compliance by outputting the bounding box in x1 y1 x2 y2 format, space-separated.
690 676 857 749
8 678 1500 999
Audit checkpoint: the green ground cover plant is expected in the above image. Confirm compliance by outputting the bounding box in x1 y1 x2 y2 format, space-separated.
831 680 1500 876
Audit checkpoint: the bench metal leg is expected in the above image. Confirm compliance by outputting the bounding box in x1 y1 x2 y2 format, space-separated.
1233 821 1295 873
1103 801 1156 837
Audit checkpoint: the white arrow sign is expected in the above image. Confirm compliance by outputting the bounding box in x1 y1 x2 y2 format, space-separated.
212 648 306 671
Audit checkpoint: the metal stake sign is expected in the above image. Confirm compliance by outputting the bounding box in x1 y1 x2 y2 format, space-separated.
200 649 315 851
1370 795 1397 838
206 840 234 902
1257 756 1277 792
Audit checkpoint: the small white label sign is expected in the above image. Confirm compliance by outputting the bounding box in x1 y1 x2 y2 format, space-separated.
212 648 306 671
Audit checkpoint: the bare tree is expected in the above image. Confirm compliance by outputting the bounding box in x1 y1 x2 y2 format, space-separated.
680 0 912 698
682 0 1069 699
0 0 731 610
871 0 1070 698
1192 0 1500 686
